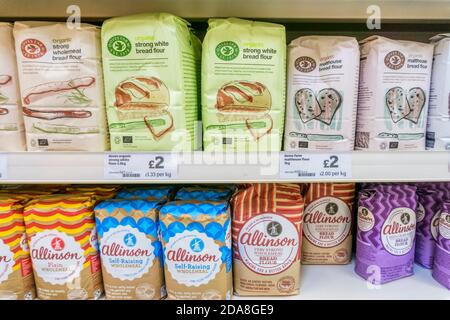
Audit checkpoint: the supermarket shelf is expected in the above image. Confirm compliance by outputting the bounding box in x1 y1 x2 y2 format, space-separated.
0 151 449 184
1 0 450 22
235 262 450 300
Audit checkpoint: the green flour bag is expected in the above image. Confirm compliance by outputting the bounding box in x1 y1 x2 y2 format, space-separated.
202 18 286 152
102 13 198 151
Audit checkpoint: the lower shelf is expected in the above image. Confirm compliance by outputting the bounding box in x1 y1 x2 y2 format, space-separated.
234 261 450 300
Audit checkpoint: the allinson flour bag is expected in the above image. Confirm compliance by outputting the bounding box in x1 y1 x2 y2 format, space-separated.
284 36 359 151
355 36 433 151
13 22 108 151
94 199 165 300
102 13 199 151
159 200 232 300
0 196 35 299
432 201 450 289
0 23 26 151
302 183 355 264
232 184 304 296
427 34 450 150
23 195 103 299
202 18 286 152
356 184 417 284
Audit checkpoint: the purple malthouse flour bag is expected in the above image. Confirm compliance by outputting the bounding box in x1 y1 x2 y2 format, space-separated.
355 184 417 284
415 186 446 268
432 201 450 290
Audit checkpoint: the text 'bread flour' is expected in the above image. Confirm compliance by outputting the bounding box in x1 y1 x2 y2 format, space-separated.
432 201 450 289
159 200 232 300
284 36 359 151
0 23 26 151
94 199 165 300
13 22 108 151
232 184 304 296
202 18 286 152
23 195 103 299
355 184 417 284
355 36 433 151
302 183 355 264
0 196 35 299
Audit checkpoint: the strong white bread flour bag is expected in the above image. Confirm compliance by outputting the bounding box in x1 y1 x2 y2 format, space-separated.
426 34 450 150
0 23 26 151
284 36 359 151
355 36 433 151
13 22 108 151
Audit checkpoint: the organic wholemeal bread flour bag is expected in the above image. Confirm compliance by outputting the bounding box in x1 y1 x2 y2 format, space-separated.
284 36 359 151
432 201 450 289
13 22 108 151
94 199 165 300
102 13 198 151
355 36 433 151
159 200 232 300
23 195 103 299
302 183 355 264
232 184 304 296
0 23 26 151
0 196 35 300
355 184 417 284
202 18 286 152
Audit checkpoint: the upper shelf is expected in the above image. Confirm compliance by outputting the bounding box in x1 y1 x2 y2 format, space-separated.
0 151 449 184
1 0 450 22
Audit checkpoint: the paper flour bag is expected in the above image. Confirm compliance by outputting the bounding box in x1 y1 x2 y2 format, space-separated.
94 199 165 300
355 36 433 151
355 184 417 284
0 196 35 300
302 183 355 264
426 34 450 150
0 23 26 151
13 22 108 151
202 18 286 152
102 13 198 151
159 200 232 300
284 36 359 151
24 195 103 300
232 184 304 296
432 202 450 290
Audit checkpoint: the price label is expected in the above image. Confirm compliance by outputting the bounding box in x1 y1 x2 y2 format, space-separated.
279 152 352 180
104 153 178 180
0 155 6 179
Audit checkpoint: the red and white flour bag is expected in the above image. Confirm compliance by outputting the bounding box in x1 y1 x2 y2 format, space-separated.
231 184 304 296
302 183 356 264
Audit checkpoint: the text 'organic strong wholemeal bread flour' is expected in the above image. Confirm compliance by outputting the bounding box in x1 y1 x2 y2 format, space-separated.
23 195 103 299
202 18 286 152
13 22 108 151
302 183 355 264
94 199 165 300
0 23 26 151
232 184 304 296
355 36 433 151
102 13 200 151
284 36 359 151
159 200 232 300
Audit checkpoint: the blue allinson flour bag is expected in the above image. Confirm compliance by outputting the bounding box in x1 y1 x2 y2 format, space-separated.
159 200 232 300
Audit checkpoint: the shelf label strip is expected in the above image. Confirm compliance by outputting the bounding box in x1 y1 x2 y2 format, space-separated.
0 154 6 180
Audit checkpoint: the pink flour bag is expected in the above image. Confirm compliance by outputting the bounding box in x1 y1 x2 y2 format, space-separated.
355 184 417 284
432 201 450 290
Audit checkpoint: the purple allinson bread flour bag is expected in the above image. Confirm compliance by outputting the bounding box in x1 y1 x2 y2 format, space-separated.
356 184 417 284
432 201 450 290
415 187 446 268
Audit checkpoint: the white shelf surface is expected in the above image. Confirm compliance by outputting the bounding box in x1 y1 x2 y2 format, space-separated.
0 151 449 183
235 262 450 300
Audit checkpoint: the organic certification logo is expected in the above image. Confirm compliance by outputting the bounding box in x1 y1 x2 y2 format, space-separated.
215 41 239 61
107 35 132 57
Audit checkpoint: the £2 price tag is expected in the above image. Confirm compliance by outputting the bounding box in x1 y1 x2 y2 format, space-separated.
104 153 178 180
279 152 352 180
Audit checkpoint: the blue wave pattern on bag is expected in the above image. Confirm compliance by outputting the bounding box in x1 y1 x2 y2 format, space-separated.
116 186 175 201
174 186 233 201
